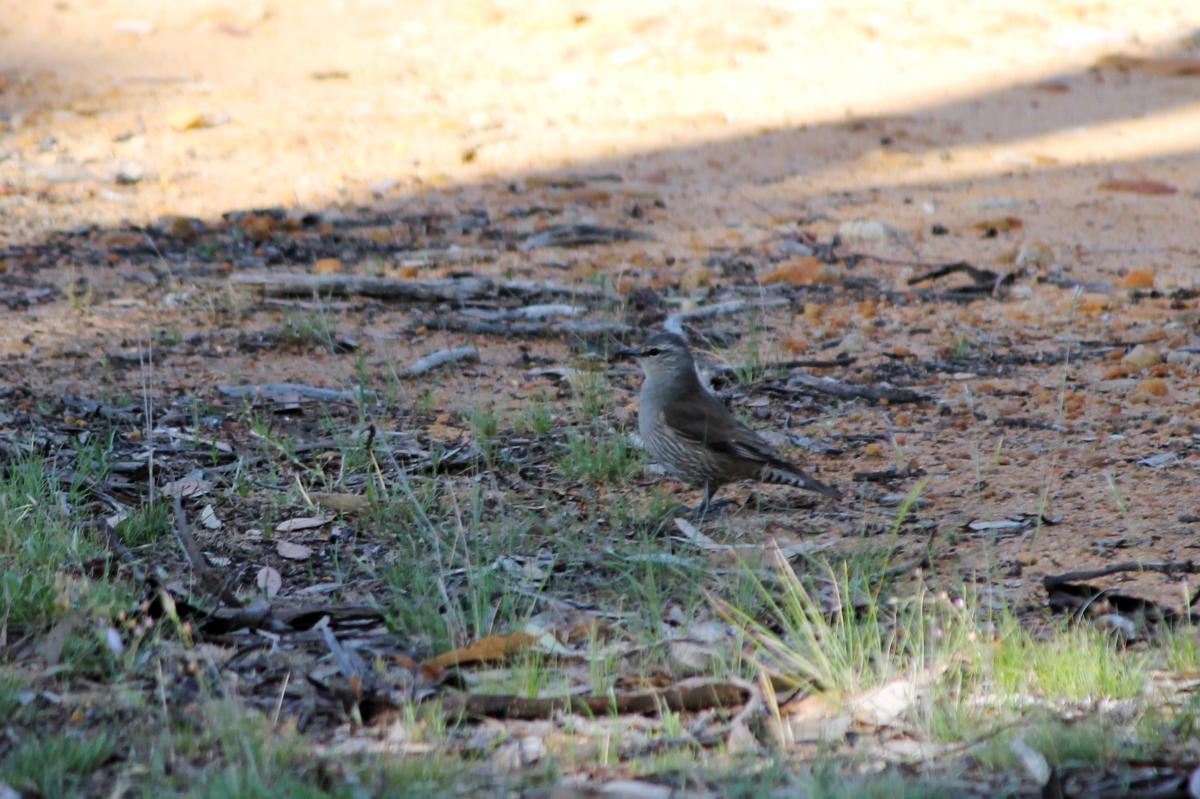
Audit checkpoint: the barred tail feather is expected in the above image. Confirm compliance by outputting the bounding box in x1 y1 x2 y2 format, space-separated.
760 465 842 500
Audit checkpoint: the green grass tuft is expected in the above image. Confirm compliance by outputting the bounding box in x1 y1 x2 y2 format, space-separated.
558 428 642 484
2 731 117 799
117 499 172 546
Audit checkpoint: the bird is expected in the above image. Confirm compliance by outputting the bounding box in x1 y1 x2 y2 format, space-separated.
615 331 841 516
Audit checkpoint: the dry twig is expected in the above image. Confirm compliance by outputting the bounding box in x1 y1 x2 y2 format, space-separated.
400 345 480 378
441 679 750 721
784 374 928 405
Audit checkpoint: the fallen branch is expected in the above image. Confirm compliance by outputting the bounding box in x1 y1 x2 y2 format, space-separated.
261 298 363 311
400 346 480 378
853 252 981 271
709 355 856 380
852 465 926 483
1043 561 1200 590
419 316 631 339
440 678 750 721
319 621 370 686
503 303 585 320
217 383 369 402
231 272 494 302
179 600 384 637
496 279 607 300
231 272 606 303
1043 580 1181 623
663 298 789 336
517 223 654 251
906 261 1005 287
784 374 928 405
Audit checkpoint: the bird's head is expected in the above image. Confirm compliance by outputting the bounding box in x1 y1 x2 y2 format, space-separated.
613 331 695 380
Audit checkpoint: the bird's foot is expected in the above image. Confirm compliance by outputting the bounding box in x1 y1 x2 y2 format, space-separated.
693 498 737 519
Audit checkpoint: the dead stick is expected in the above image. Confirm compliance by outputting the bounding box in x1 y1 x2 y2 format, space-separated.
849 252 976 270
97 519 148 585
1043 561 1200 590
442 680 749 721
710 356 856 379
663 298 789 336
785 374 928 405
906 261 998 286
400 346 479 378
419 316 631 338
218 383 369 401
231 272 606 302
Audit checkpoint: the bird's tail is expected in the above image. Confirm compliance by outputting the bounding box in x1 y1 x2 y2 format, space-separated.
760 465 842 500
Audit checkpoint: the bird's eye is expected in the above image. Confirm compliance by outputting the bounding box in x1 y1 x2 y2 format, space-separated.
642 347 661 356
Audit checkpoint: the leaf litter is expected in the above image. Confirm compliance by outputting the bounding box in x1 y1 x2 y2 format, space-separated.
7 3 1200 796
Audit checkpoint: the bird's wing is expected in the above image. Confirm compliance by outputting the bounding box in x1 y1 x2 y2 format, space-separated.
661 392 785 466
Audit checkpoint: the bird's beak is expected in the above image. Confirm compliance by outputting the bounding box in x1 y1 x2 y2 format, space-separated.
611 347 641 362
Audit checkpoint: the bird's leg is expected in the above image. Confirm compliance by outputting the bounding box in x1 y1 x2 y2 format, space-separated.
692 484 735 519
693 485 713 519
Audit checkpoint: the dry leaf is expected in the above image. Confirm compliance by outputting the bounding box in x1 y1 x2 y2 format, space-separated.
102 627 124 655
313 257 343 274
256 566 282 597
309 492 369 513
1095 54 1200 76
1132 377 1169 398
1102 364 1133 380
36 613 82 665
98 231 144 249
762 256 820 285
1118 268 1155 288
780 336 808 354
240 213 276 242
421 631 537 674
669 640 723 673
678 264 713 291
275 516 330 533
426 422 467 442
166 215 202 242
198 504 222 530
1123 344 1163 369
1099 178 1177 195
1010 736 1051 786
160 478 209 498
1032 79 1070 93
596 781 672 799
972 216 1022 233
166 105 215 131
780 693 850 743
1015 240 1054 271
849 677 917 724
276 541 313 560
1074 293 1113 314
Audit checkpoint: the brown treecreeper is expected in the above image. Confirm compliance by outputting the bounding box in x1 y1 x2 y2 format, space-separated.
616 331 840 516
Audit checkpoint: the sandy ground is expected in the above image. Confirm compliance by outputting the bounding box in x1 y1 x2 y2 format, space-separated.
6 0 1200 610
4 0 1200 243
